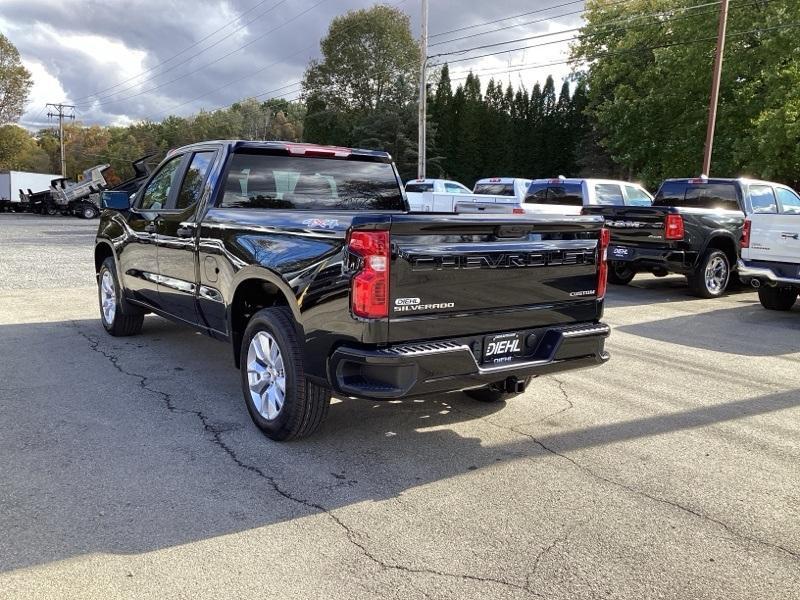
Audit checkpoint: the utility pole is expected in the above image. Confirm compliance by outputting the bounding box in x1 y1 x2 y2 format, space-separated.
46 103 76 177
417 0 428 179
701 0 729 176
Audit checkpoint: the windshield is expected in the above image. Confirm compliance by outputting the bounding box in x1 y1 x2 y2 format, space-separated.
220 152 404 211
474 183 514 196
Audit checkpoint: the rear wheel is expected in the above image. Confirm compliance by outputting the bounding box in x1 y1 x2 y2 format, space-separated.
464 377 532 403
98 257 144 336
240 307 331 441
757 286 798 311
607 261 636 285
688 249 730 298
81 204 99 219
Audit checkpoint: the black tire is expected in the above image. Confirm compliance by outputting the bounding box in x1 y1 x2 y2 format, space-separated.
81 204 99 219
45 204 58 216
464 376 533 403
98 257 144 336
687 249 730 298
757 286 798 311
607 261 636 285
239 307 331 441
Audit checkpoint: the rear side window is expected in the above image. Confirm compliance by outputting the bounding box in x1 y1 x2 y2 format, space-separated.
474 183 514 196
776 187 800 215
445 182 469 194
749 185 777 214
406 182 433 193
624 185 653 207
525 183 583 206
656 181 740 210
220 152 404 210
594 183 624 206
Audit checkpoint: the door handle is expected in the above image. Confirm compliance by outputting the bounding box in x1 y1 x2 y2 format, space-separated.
176 225 194 238
144 222 156 234
781 233 798 240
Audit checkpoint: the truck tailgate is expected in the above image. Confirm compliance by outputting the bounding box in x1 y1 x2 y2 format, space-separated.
582 205 672 245
387 214 604 342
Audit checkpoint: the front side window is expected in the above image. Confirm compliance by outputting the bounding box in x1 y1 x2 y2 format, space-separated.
776 187 800 215
594 183 624 206
220 152 404 211
175 151 215 210
749 185 777 214
138 155 183 211
625 185 653 207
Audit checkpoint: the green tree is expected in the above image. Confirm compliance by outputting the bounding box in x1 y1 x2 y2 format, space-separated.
0 34 32 124
0 125 50 171
572 0 800 186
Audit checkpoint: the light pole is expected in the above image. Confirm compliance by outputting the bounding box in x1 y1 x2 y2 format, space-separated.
417 0 428 179
701 0 730 176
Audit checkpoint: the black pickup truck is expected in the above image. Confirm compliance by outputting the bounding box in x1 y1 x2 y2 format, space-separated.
95 140 610 440
583 177 757 297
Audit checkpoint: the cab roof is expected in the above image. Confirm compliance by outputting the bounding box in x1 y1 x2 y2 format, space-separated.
475 177 532 185
168 140 393 162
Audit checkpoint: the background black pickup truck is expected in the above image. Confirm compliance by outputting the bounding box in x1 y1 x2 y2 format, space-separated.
95 140 610 440
581 177 768 297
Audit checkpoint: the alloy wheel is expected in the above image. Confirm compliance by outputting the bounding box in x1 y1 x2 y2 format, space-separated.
246 331 286 420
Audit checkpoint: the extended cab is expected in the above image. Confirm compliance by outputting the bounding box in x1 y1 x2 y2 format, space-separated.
95 141 610 441
738 184 800 311
582 177 778 298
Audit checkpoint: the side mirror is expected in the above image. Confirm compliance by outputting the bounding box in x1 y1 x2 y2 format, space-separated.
101 190 131 210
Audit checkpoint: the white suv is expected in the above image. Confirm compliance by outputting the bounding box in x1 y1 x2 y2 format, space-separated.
738 183 800 310
523 178 653 214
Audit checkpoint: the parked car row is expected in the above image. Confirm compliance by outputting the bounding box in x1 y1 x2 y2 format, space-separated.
407 175 800 304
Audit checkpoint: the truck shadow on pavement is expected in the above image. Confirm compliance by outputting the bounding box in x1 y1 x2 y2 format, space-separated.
606 275 756 308
1 317 798 573
616 303 800 356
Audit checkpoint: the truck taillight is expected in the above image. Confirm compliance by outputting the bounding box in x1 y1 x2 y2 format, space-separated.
664 213 684 240
348 230 390 319
512 207 525 214
741 219 751 248
597 227 610 299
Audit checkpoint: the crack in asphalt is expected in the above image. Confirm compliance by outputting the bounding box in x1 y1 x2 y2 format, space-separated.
525 520 582 590
533 376 574 424
74 323 542 596
450 402 800 564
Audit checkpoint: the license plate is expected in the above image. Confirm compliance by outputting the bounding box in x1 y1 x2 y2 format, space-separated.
483 332 524 364
610 245 632 260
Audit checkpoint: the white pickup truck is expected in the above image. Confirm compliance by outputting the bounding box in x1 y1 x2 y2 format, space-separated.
405 178 472 211
738 183 800 310
409 177 533 214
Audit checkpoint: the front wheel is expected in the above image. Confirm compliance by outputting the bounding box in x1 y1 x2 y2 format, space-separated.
758 286 798 311
607 261 636 285
687 249 730 298
240 307 331 441
464 377 533 403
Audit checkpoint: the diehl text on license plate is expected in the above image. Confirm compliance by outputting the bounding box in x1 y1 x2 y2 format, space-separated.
610 245 631 259
483 332 524 364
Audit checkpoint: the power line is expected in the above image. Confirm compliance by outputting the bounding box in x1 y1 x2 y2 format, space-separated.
445 20 800 83
72 0 286 102
75 0 326 110
149 0 410 121
429 0 586 39
430 0 722 48
430 0 726 60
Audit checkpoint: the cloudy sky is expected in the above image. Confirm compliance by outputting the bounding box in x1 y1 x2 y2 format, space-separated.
1 0 584 130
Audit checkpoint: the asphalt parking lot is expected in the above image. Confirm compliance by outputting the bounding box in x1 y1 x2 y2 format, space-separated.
0 213 798 600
